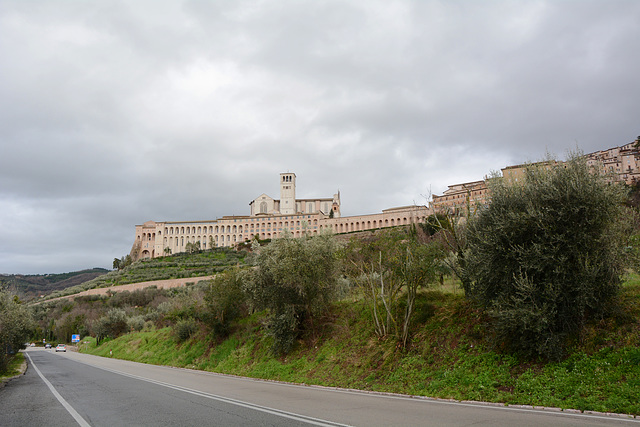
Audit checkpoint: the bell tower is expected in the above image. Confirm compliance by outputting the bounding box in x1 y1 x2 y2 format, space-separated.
280 173 296 215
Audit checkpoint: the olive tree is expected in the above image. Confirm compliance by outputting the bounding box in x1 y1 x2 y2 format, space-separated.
463 154 628 360
204 265 249 337
344 228 443 348
246 231 342 355
185 241 201 254
0 287 34 373
93 308 128 345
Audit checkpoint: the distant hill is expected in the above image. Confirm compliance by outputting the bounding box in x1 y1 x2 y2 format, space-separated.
0 268 110 300
41 248 247 302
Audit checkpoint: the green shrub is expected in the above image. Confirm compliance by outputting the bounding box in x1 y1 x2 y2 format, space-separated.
127 315 146 332
204 266 249 337
246 232 342 355
174 319 198 343
0 288 34 373
94 308 128 345
463 154 628 360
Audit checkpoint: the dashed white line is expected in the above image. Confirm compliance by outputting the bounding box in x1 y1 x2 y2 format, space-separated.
25 352 91 427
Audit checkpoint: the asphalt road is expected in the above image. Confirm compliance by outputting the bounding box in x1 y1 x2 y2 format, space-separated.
0 347 637 427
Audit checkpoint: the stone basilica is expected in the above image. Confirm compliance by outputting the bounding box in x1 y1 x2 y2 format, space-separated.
132 172 430 259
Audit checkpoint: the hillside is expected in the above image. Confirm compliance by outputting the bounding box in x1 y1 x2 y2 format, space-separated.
78 273 640 416
1 268 109 299
39 248 246 301
30 227 640 415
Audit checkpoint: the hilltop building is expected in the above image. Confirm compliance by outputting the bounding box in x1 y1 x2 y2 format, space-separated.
585 139 640 185
430 180 489 216
249 173 341 218
132 173 430 259
133 139 639 260
430 138 640 214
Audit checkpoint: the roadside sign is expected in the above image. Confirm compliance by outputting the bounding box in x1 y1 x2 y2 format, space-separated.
71 334 80 343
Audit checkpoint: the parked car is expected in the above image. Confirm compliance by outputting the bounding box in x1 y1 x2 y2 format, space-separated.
45 343 52 349
55 344 66 352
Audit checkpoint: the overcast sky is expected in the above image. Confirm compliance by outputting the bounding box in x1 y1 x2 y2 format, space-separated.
1 1 639 275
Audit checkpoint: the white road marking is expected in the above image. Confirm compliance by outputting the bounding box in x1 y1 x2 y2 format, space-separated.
65 352 640 425
25 352 91 427
104 367 352 427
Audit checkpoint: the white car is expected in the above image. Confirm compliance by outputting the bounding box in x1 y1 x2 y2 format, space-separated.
55 344 66 352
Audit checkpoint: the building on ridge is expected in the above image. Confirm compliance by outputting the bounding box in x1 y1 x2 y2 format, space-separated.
249 173 341 218
430 180 489 216
132 173 430 260
430 138 640 215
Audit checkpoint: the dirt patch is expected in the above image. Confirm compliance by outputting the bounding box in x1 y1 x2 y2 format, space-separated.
43 276 215 303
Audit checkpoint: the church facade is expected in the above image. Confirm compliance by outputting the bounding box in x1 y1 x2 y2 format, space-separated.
132 172 430 259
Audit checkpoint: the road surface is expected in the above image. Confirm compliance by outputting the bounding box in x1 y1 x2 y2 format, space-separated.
0 347 637 426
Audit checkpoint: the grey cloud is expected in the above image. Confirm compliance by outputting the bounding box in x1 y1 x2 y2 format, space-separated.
1 0 639 273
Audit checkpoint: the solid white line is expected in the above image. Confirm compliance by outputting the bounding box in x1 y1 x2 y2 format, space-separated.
117 371 351 427
70 357 351 427
25 352 91 427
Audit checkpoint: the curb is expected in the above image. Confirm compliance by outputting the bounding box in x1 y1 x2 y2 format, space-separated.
76 351 640 421
144 361 640 421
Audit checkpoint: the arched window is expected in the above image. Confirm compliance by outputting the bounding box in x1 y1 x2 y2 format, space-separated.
260 201 268 213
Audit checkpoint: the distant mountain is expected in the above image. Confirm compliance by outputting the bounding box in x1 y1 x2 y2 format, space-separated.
0 268 110 300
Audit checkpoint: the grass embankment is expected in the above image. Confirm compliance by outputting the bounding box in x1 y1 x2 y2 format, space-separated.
0 353 25 381
80 274 640 416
